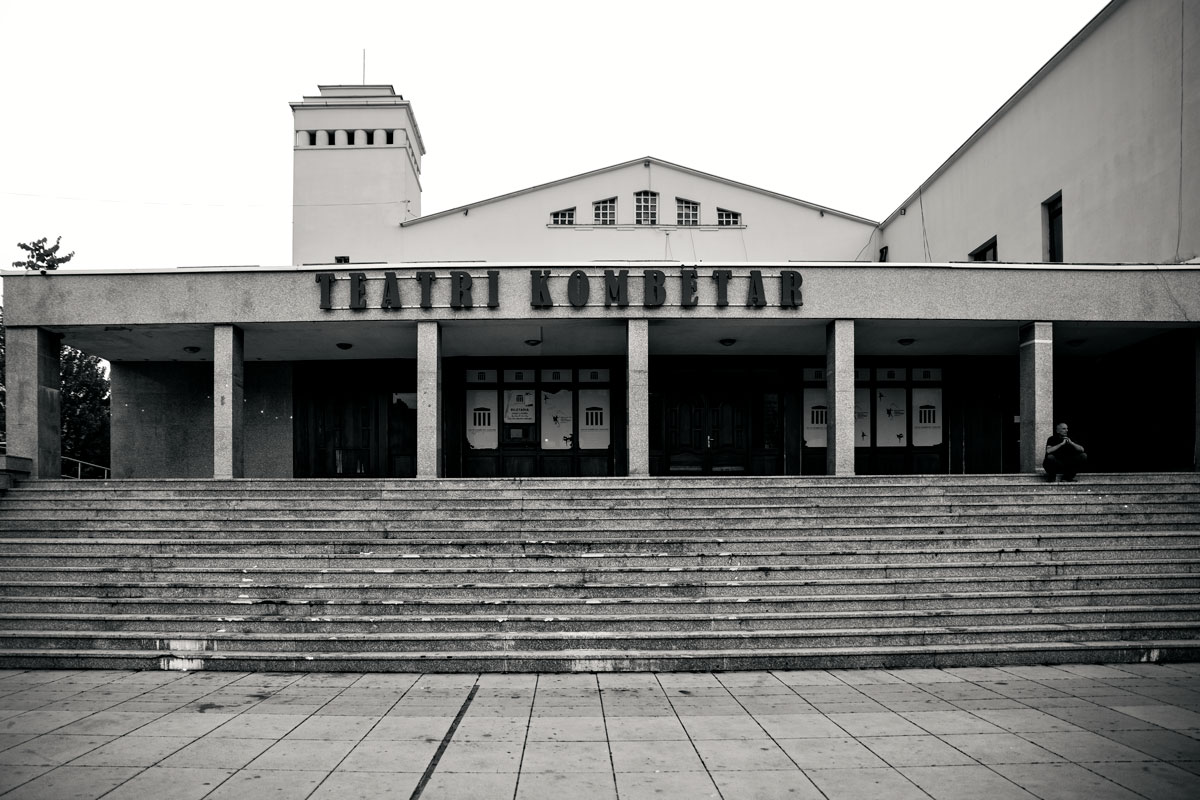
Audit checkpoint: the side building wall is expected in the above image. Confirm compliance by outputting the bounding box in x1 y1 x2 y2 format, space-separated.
880 0 1199 265
111 362 293 479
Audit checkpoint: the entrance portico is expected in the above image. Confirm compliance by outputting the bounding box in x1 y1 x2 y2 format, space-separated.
3 263 1198 480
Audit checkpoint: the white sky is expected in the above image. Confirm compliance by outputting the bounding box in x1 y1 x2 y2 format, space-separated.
0 0 1111 273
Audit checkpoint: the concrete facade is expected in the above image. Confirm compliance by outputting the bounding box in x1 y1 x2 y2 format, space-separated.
878 0 1198 266
3 0 1198 480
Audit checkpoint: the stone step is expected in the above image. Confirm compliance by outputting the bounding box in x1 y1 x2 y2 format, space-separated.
2 474 1196 672
4 621 1198 654
4 639 1199 673
4 557 1197 585
6 587 1196 616
4 545 1199 570
3 531 1198 555
4 514 1199 535
16 472 1200 489
4 572 1197 600
3 499 1197 520
3 490 1194 511
4 604 1197 634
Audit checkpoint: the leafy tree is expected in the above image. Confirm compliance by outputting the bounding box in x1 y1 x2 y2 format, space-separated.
12 236 74 273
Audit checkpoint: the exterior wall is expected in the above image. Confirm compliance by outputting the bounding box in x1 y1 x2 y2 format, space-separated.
292 87 424 266
881 0 1199 265
8 265 1197 331
110 361 293 479
244 362 293 479
395 161 877 263
110 363 213 478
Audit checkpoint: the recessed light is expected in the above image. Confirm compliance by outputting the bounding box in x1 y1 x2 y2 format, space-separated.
182 346 201 354
336 342 353 350
897 338 916 346
719 338 737 347
524 339 542 347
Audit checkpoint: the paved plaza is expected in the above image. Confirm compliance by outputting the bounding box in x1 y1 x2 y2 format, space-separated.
0 663 1199 799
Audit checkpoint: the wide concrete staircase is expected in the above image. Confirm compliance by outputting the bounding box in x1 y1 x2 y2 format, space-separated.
0 475 1198 672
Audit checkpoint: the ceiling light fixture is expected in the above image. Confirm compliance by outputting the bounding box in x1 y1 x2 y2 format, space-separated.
897 338 916 346
719 338 737 347
336 342 353 350
182 346 201 354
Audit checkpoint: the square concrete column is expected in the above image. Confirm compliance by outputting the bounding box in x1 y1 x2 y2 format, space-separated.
826 320 856 476
1019 321 1054 473
417 320 442 478
5 327 61 478
213 324 245 479
627 318 650 476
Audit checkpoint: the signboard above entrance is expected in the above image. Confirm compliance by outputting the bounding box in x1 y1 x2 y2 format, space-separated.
314 268 804 312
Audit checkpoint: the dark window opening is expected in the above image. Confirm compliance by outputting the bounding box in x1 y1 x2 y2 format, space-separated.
386 130 395 145
879 245 889 263
969 236 998 262
1044 192 1063 263
334 256 350 264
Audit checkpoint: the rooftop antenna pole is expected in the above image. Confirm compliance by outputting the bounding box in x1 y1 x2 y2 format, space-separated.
362 49 366 84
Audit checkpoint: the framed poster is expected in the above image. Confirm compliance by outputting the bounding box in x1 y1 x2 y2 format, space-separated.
541 389 574 450
912 387 943 446
465 389 498 449
855 388 871 447
578 389 610 450
875 387 907 447
504 390 536 423
803 387 828 448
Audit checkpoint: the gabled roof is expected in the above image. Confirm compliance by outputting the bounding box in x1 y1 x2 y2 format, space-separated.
400 156 878 227
879 0 1122 228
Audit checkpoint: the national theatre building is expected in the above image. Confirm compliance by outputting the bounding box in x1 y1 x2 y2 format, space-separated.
0 0 1198 674
6 0 1197 484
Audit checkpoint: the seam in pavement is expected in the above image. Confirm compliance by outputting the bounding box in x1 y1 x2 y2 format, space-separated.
510 674 539 800
596 674 621 799
410 681 479 800
654 672 725 800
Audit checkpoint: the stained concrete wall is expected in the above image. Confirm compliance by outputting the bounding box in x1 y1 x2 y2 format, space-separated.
110 361 294 478
110 362 213 478
244 363 294 479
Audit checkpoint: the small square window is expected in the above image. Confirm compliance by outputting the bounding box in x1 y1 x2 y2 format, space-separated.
717 208 741 226
334 255 350 264
676 198 699 226
635 191 658 225
593 198 616 225
969 236 998 262
550 208 575 226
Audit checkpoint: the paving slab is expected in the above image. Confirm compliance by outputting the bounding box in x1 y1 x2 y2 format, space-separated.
1 662 1199 799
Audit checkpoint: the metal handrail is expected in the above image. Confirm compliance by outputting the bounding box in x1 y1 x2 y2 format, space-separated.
62 455 111 480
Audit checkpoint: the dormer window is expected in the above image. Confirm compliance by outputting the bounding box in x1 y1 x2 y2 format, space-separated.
593 198 616 225
550 207 576 226
635 191 658 225
676 198 699 226
717 208 741 226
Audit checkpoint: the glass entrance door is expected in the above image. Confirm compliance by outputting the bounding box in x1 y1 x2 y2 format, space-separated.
665 391 749 473
311 391 384 477
293 361 417 479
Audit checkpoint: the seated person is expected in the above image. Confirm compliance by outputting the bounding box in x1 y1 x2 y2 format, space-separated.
1043 422 1086 482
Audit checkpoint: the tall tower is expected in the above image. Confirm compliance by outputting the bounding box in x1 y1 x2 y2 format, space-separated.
291 85 425 265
